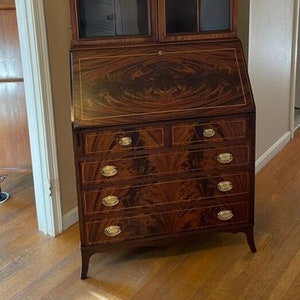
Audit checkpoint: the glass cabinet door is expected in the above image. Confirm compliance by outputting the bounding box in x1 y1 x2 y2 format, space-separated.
70 0 156 45
159 0 236 41
70 0 237 46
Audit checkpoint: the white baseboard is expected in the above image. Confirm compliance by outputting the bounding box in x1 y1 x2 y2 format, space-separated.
63 207 79 230
255 131 291 174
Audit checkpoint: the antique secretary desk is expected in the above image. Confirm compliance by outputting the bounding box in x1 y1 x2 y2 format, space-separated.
69 0 256 279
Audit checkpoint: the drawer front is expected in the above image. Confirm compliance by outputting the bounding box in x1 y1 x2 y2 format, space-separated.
80 145 250 185
83 127 164 155
172 118 246 146
84 202 249 245
82 173 249 215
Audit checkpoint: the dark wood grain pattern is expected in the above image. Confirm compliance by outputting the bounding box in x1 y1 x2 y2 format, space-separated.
70 1 255 279
82 172 250 215
80 145 250 185
85 202 249 246
73 111 255 279
172 118 246 145
83 126 164 155
71 41 254 128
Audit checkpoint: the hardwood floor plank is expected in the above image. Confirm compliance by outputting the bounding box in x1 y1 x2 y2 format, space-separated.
1 131 300 299
267 247 300 299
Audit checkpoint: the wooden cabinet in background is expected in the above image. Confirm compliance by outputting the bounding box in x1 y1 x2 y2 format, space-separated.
69 0 256 279
0 0 31 173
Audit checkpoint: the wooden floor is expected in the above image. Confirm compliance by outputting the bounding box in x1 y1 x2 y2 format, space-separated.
1 132 300 300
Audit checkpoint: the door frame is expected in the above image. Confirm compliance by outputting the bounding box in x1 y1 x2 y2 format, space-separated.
15 0 62 236
291 0 300 135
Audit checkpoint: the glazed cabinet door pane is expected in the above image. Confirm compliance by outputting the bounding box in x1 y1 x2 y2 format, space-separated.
78 0 149 37
165 0 198 34
160 0 236 41
70 0 155 45
200 0 231 31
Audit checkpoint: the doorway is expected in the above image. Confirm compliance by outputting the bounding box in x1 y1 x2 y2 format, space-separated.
0 1 32 205
14 0 62 236
0 2 31 174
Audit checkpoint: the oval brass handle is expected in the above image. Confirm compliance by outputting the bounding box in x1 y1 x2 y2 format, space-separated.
104 225 121 237
203 128 216 138
102 195 120 207
217 210 234 221
217 181 233 192
117 136 132 147
100 165 118 177
217 153 233 164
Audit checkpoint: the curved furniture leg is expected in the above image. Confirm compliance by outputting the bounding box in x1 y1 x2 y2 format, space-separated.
245 227 257 253
81 250 92 279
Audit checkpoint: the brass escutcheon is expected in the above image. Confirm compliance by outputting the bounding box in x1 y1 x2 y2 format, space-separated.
217 210 234 221
104 225 121 237
100 165 118 177
217 153 233 164
102 195 120 207
117 136 132 147
217 181 233 192
203 128 216 138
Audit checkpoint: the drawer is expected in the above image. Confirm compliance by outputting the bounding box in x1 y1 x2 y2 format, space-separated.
82 173 249 215
172 118 246 146
80 145 250 185
82 127 164 155
84 202 249 245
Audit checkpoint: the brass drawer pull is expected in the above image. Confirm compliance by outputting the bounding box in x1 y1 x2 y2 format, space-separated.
104 225 121 237
117 136 132 147
203 128 216 138
217 210 234 221
217 153 233 164
100 165 118 177
217 181 233 192
102 195 120 207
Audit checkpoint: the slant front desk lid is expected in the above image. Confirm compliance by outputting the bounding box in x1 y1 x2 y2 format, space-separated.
70 40 255 128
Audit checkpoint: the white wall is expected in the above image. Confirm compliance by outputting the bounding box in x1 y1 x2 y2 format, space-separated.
43 0 78 228
248 0 296 171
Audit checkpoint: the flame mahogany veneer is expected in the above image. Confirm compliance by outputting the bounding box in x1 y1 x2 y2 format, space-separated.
70 3 256 279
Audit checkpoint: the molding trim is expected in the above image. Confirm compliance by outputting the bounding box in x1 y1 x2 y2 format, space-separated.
15 0 62 236
63 208 79 231
255 131 291 174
